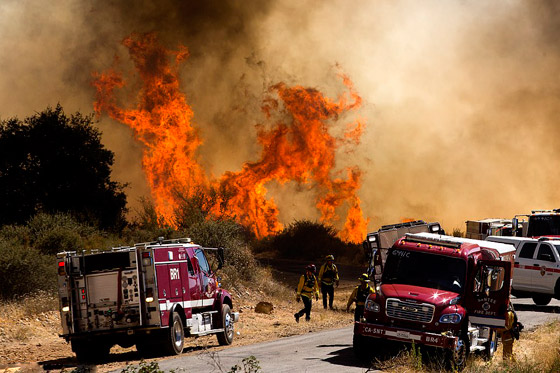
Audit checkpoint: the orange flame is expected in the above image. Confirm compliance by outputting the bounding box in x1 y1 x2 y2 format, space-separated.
93 32 368 242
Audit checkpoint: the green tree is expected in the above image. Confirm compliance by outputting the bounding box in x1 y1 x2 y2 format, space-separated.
0 105 127 230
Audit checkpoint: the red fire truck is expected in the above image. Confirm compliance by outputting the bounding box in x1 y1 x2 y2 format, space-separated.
353 233 515 369
57 238 239 362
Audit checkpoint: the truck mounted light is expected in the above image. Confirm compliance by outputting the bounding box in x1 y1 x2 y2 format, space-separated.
145 288 154 303
62 306 70 312
439 313 462 324
58 261 66 276
142 252 152 266
448 296 461 305
365 299 380 312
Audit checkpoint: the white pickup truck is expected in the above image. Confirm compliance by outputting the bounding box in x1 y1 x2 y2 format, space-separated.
486 236 560 305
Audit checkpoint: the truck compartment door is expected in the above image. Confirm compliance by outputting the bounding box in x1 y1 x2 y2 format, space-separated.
466 259 511 328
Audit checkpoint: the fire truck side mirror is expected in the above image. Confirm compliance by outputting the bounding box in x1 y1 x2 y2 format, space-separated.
512 218 518 235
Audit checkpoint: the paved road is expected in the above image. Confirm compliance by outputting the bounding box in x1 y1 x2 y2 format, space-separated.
155 327 368 373
511 296 560 330
136 297 560 373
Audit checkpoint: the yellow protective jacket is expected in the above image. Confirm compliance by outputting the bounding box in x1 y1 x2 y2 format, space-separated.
297 274 319 299
318 263 339 286
347 284 375 309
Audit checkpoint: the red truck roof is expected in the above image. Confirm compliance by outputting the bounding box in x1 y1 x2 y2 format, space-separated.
400 233 516 261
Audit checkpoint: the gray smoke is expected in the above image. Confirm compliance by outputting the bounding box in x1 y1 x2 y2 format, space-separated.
1 0 560 232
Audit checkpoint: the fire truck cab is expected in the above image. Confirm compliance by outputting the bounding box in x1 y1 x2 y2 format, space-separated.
57 238 239 362
354 233 515 369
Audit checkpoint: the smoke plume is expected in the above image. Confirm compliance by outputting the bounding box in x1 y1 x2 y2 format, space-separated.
2 0 560 232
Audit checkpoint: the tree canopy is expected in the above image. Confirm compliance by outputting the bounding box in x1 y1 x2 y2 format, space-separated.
0 105 127 229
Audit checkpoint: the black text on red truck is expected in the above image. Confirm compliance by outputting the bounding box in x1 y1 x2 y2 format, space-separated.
57 238 239 362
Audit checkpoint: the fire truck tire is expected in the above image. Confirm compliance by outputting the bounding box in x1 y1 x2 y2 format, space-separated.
483 329 498 360
352 333 371 360
532 294 552 306
448 335 467 371
217 304 234 345
72 339 110 362
162 313 185 355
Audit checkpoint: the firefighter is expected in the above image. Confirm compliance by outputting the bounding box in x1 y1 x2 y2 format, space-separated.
318 254 339 310
346 273 375 322
499 303 523 360
294 264 319 322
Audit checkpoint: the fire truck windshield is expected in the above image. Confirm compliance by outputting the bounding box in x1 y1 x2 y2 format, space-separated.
382 250 466 293
528 215 560 237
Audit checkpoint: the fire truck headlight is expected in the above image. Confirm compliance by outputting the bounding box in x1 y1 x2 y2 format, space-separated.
439 313 462 324
448 296 461 305
146 297 154 303
365 299 380 312
62 306 70 312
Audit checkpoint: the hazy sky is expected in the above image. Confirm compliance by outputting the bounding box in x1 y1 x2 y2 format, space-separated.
1 0 560 232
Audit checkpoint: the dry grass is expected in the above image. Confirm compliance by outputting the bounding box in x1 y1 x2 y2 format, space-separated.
0 292 59 343
370 320 560 373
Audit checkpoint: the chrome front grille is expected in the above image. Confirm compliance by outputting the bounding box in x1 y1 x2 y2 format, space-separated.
386 298 435 323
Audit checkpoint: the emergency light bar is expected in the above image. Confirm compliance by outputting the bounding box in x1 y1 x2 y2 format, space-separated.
403 233 462 249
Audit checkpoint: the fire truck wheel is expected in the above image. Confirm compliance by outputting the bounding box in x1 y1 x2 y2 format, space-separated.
72 339 110 363
532 294 552 306
448 336 467 370
164 313 185 355
352 333 371 360
217 304 234 345
483 329 498 360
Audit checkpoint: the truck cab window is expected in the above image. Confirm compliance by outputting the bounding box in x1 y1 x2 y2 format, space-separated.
519 242 537 259
475 265 505 293
537 244 556 262
195 249 211 274
187 256 195 275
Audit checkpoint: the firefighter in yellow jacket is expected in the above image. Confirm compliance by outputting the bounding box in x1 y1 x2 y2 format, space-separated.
498 304 523 360
318 254 339 310
346 274 375 322
294 264 320 322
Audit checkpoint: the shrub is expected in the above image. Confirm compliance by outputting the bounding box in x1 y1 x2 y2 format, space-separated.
0 237 56 299
26 212 97 255
258 220 363 263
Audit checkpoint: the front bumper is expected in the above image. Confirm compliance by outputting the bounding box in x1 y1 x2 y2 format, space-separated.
354 321 458 349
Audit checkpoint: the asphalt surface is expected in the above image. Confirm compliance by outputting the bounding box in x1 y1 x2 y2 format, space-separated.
120 297 560 373
150 327 369 373
511 296 560 330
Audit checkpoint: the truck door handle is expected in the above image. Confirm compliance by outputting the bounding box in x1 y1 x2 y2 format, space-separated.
534 264 540 266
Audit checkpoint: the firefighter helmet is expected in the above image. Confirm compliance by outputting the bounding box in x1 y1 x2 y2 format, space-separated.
306 264 316 273
325 255 334 261
358 273 370 282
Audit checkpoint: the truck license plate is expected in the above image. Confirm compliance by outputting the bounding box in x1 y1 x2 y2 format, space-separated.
396 330 411 339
